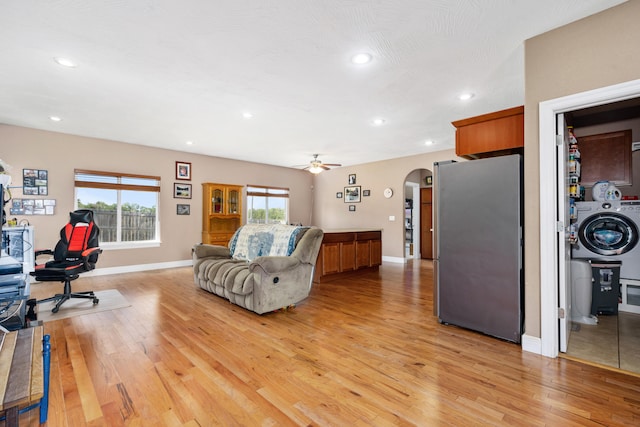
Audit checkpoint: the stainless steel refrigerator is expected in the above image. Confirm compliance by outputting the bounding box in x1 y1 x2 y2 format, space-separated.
434 154 523 343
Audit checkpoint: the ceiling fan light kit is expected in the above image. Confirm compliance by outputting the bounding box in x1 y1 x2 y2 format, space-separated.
301 154 341 174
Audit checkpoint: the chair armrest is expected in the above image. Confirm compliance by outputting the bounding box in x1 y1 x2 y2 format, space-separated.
193 244 231 259
82 247 102 258
81 247 102 270
34 249 54 257
249 256 301 274
34 249 54 268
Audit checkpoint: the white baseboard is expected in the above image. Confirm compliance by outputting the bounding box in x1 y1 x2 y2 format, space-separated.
382 256 406 264
521 334 542 355
85 259 193 277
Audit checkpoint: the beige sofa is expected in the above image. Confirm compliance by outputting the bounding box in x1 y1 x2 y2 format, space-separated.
192 224 324 314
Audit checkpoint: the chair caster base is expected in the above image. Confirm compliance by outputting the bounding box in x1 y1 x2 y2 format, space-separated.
93 298 99 305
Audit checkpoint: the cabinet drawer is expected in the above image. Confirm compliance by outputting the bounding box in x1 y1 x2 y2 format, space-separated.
322 233 354 243
356 231 381 241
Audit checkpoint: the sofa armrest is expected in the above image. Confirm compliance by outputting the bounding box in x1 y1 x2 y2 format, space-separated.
192 244 231 259
249 256 301 274
290 228 324 265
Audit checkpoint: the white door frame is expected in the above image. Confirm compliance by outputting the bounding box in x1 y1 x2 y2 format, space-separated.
538 79 640 358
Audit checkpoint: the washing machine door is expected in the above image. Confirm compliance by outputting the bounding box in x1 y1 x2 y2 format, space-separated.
578 212 639 255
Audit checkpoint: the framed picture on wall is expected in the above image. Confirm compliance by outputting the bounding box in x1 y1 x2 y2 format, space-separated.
174 183 192 199
176 204 190 215
344 186 361 203
176 161 191 180
23 168 48 195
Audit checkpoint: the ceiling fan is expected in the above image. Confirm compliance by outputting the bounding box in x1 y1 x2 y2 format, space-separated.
299 154 342 174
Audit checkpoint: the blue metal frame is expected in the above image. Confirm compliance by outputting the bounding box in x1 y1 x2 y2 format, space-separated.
0 334 50 424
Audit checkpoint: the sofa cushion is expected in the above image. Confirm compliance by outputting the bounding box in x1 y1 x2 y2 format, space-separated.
229 224 305 261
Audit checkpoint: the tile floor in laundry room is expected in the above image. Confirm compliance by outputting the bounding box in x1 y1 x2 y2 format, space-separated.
566 311 640 374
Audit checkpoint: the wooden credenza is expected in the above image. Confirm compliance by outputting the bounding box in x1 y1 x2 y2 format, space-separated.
313 230 382 283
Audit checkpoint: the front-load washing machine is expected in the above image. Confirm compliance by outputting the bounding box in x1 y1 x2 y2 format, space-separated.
572 201 640 280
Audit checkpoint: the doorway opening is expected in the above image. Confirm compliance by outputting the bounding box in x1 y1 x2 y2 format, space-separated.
538 78 640 363
404 169 433 261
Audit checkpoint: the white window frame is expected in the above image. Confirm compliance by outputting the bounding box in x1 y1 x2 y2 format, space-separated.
74 169 161 249
246 185 290 224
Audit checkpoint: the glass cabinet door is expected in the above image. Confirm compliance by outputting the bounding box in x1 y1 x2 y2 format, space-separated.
228 189 239 214
211 188 224 214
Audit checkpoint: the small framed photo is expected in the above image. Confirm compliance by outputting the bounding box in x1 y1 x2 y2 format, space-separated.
174 183 192 199
336 192 343 199
349 205 356 212
344 186 361 203
348 174 356 185
176 161 192 180
363 189 370 197
176 204 190 215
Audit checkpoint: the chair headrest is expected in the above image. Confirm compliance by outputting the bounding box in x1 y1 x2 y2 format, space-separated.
69 209 94 225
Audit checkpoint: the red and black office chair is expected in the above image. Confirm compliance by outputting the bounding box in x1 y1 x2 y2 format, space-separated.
30 209 102 313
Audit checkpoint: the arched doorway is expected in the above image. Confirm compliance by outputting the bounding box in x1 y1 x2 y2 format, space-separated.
404 168 433 260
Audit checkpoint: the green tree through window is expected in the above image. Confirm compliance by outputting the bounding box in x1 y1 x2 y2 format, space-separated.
246 185 289 224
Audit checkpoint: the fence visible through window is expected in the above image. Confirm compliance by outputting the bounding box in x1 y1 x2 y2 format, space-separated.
92 210 156 242
74 169 161 245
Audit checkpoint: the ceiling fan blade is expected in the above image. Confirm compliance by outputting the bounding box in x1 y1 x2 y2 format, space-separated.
323 163 342 167
320 165 330 170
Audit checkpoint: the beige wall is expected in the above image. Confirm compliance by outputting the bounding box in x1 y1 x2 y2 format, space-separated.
312 149 462 258
524 0 640 337
2 123 461 267
0 124 313 268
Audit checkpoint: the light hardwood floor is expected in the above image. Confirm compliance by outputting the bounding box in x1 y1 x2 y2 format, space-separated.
19 261 640 426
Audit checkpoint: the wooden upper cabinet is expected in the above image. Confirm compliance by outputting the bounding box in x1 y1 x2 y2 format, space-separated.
453 106 524 159
578 129 632 186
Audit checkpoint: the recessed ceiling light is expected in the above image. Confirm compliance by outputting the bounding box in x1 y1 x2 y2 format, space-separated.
242 112 253 119
458 92 475 101
371 118 386 126
351 53 373 65
54 57 77 68
49 116 62 122
425 140 434 145
186 140 194 145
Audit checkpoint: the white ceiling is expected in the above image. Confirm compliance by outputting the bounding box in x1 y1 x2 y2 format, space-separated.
0 1 627 170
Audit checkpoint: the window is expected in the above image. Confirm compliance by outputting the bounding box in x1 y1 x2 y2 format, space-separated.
74 169 160 247
246 185 289 224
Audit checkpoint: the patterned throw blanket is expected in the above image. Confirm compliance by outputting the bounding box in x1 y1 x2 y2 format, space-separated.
229 224 304 262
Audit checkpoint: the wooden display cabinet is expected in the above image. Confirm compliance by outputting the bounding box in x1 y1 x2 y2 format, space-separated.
201 182 243 245
452 105 524 159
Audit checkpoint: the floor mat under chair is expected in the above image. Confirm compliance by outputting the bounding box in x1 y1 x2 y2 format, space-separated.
36 289 131 322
